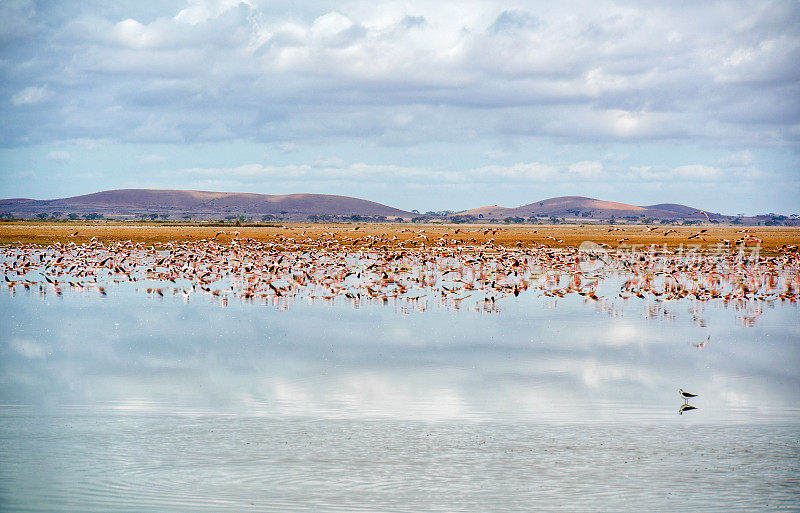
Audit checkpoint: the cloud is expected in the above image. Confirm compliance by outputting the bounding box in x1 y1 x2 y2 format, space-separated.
46 150 70 162
138 153 166 164
0 0 38 44
175 0 253 25
721 150 754 167
8 338 48 359
177 157 764 188
672 164 722 180
0 1 797 148
11 85 52 106
483 149 509 160
488 10 541 34
568 160 604 179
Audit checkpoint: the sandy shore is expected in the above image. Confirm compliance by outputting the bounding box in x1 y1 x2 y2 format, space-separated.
1 222 798 255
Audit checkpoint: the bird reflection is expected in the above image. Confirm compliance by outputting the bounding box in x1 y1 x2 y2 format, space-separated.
691 336 709 349
679 404 698 415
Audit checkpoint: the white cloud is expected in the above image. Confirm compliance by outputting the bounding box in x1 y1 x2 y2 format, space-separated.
9 338 48 359
176 156 773 189
568 160 604 179
46 150 70 162
2 1 797 148
721 150 754 167
175 0 253 25
113 18 149 49
483 149 509 160
312 156 347 167
11 85 52 105
310 12 354 42
276 142 300 153
139 153 166 164
673 164 722 180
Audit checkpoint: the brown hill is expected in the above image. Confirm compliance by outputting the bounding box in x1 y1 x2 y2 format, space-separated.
461 196 727 221
2 190 782 224
458 205 514 217
0 189 413 220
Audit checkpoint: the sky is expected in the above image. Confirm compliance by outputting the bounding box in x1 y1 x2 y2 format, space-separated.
1 0 798 215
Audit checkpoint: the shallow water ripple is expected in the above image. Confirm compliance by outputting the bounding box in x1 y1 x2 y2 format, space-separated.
1 417 799 512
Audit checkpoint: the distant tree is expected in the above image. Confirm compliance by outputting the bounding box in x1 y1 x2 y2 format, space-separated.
394 217 404 223
68 213 79 220
159 214 169 220
51 211 64 218
451 215 475 224
149 213 158 220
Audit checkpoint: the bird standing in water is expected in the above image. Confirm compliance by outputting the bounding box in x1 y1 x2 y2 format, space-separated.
679 389 698 404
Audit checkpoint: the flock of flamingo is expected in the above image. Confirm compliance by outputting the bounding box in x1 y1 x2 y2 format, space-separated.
2 231 798 317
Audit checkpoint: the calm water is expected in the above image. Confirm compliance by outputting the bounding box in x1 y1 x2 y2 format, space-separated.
1 279 799 511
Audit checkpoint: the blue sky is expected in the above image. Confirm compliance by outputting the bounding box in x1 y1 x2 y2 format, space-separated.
1 0 798 214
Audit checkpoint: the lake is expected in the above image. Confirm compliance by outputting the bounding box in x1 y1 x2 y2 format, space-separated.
1 246 799 511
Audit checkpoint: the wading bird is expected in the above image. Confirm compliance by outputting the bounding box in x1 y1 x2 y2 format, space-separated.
679 389 698 403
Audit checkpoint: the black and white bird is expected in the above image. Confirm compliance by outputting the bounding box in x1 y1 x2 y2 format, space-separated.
679 404 698 415
679 389 698 403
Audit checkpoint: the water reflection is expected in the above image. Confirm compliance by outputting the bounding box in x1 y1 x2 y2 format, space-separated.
679 404 699 415
1 283 798 424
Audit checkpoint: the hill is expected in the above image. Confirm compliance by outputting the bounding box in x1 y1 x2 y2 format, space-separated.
460 196 726 221
1 190 792 225
0 189 413 221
